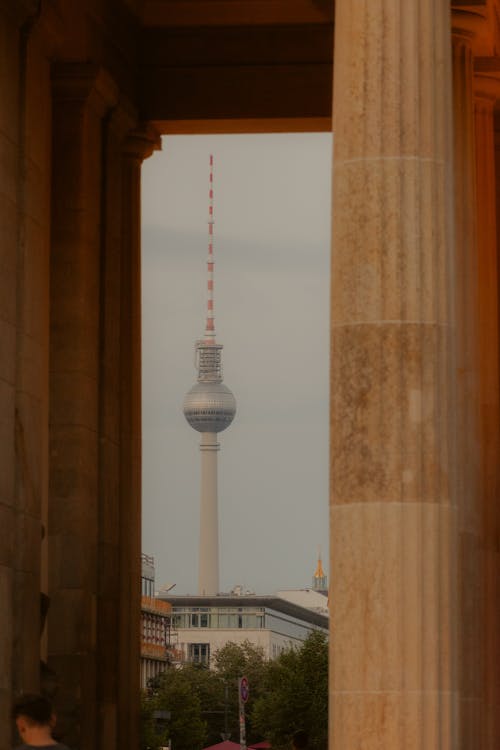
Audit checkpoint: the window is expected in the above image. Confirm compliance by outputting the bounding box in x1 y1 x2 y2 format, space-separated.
189 643 210 665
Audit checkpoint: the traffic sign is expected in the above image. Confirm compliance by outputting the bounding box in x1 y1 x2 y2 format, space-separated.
239 676 249 704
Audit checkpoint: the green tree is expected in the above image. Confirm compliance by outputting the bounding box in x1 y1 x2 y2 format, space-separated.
140 692 169 750
141 635 328 750
213 641 269 745
251 631 328 750
182 664 226 747
142 668 208 750
214 641 267 687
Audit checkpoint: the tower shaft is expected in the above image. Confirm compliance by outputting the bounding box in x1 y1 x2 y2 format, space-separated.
198 433 220 595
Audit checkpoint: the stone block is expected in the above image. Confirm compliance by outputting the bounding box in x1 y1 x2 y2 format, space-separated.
49 423 98 524
0 195 18 326
459 530 482 700
47 588 96 654
0 565 13 690
49 371 98 432
0 15 19 143
50 268 100 378
330 502 456 693
99 439 120 544
17 332 46 400
0 380 15 506
330 689 455 750
331 322 451 505
0 689 13 750
15 511 41 574
331 158 450 326
49 533 97 590
13 569 40 690
25 46 50 169
0 318 16 385
15 391 43 517
0 503 15 567
97 541 119 597
0 131 18 204
25 159 50 226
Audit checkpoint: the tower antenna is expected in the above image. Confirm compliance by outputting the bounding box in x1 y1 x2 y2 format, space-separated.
205 153 215 340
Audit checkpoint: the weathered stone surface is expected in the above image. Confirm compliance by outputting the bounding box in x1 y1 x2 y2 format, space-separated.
330 1 458 748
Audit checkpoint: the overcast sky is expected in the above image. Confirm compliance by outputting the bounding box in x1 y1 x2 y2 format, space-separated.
141 133 332 595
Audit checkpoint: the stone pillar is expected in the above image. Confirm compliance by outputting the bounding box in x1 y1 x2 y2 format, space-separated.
451 28 482 750
49 67 159 746
48 64 118 749
116 125 160 750
0 2 51 746
473 74 500 750
330 2 457 748
94 104 136 750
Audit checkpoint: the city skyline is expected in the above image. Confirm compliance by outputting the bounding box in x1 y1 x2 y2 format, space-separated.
141 133 332 594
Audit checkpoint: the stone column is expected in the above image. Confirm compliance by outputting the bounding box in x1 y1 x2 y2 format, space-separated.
49 64 118 749
452 27 482 750
473 74 500 750
94 103 136 750
330 2 457 748
117 125 160 749
49 70 159 746
0 2 51 745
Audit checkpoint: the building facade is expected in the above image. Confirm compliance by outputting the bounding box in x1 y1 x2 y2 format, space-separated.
140 596 175 688
164 595 329 666
140 555 180 688
1 2 500 749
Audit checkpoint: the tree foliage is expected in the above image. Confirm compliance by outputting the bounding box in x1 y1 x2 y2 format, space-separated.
251 632 328 750
141 634 328 750
142 667 208 750
213 640 268 745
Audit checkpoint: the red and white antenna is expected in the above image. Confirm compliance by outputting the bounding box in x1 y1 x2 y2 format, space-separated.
205 154 215 341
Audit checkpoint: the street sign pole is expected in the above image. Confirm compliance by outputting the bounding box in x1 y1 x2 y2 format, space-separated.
238 676 249 750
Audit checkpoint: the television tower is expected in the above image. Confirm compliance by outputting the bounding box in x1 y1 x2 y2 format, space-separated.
183 155 236 596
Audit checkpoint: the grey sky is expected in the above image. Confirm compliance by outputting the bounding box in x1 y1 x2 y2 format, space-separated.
141 133 332 595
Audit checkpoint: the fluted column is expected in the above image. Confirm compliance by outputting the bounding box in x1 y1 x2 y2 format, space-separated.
451 28 482 750
49 66 160 747
473 74 500 750
117 125 160 750
330 2 457 748
0 2 49 743
49 64 118 749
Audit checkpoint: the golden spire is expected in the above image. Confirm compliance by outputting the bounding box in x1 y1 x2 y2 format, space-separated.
314 550 325 580
314 554 325 578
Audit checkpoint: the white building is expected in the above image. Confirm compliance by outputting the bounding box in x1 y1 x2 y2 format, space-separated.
276 588 329 616
161 594 329 666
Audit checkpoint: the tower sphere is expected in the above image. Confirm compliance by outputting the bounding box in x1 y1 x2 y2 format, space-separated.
183 382 236 433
